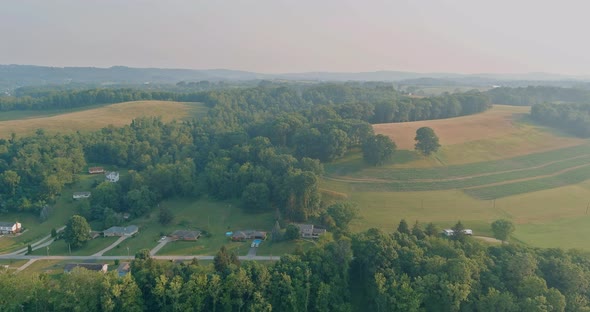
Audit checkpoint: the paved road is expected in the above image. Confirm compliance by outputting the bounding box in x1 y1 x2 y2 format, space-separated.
150 238 171 256
0 254 280 261
92 236 129 256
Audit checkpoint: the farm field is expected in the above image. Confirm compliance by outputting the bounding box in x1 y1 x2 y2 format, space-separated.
373 105 585 166
0 100 207 138
323 105 590 250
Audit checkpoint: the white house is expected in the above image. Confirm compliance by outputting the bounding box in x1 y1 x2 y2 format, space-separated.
442 229 473 236
0 222 22 234
106 171 120 183
73 192 91 199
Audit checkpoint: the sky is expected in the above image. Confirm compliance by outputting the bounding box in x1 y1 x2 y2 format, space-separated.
1 0 589 75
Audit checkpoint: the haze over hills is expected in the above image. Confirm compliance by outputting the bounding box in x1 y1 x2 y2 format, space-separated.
1 64 590 90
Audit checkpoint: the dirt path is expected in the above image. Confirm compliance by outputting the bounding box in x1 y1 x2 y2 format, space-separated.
16 259 37 272
326 154 590 184
473 236 504 244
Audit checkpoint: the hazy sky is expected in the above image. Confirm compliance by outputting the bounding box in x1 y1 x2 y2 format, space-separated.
2 0 589 74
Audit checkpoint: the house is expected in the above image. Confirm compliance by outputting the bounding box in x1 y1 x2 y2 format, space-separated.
64 263 108 273
442 229 473 236
106 171 120 183
73 192 91 199
117 262 131 277
103 225 138 237
88 167 105 174
231 230 267 241
169 230 201 241
294 224 326 239
0 222 22 234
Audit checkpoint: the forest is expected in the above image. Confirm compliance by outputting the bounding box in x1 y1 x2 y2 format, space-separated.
487 86 590 106
0 84 491 225
531 102 590 137
2 224 589 311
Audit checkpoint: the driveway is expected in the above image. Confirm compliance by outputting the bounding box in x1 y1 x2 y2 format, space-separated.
247 247 257 258
92 236 129 256
150 237 171 256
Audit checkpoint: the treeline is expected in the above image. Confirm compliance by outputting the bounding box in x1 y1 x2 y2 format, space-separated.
3 227 590 311
531 102 590 137
487 86 590 106
0 84 492 221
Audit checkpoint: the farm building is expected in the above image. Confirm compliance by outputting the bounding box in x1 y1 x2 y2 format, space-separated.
88 167 105 174
294 224 327 239
103 225 138 237
73 192 91 199
106 171 120 183
231 230 267 241
64 263 108 273
0 222 22 234
169 230 201 241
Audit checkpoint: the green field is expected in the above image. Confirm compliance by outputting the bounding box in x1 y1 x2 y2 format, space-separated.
324 106 590 250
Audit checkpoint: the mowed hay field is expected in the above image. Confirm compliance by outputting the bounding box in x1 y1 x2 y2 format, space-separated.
373 105 586 166
0 100 207 138
324 105 590 250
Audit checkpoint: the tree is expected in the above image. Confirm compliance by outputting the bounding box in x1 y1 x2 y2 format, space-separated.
51 228 57 238
411 221 425 239
324 202 359 234
451 221 466 241
414 127 440 155
491 219 515 242
214 246 240 274
27 244 32 254
242 183 271 212
397 219 410 235
158 206 174 225
425 222 439 236
285 224 301 241
362 134 396 166
64 215 91 248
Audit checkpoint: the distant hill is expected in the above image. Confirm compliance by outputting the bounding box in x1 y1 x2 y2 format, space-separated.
1 64 589 90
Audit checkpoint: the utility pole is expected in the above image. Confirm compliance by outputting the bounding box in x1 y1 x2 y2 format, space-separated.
127 246 130 257
68 243 71 255
46 246 49 256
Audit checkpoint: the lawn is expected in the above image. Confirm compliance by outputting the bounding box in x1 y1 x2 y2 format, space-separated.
256 239 315 256
0 100 208 138
0 174 105 253
105 197 275 257
28 236 120 256
320 175 590 250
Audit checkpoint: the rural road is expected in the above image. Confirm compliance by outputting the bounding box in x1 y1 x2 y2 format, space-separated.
247 247 257 258
92 236 129 256
0 254 280 261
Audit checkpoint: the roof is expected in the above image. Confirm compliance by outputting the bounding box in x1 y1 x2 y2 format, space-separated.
103 225 138 235
117 262 130 273
295 224 314 231
171 230 201 239
64 263 106 272
73 192 91 196
0 222 17 227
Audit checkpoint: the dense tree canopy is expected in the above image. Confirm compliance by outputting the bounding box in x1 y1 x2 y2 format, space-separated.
362 134 396 166
63 215 91 248
491 219 515 242
414 126 441 155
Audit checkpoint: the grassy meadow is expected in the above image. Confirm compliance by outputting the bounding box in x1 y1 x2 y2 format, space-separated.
323 105 590 250
0 100 208 138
